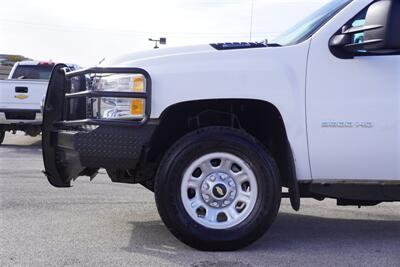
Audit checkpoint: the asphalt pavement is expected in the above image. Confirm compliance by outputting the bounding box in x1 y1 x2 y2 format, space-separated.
1 132 399 267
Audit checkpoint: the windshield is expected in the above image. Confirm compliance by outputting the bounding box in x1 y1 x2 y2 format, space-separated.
11 65 54 80
273 0 352 46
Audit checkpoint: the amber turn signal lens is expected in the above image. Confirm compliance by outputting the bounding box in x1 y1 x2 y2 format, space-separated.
130 99 144 115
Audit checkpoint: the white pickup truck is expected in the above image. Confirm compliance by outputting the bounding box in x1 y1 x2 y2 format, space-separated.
41 0 399 251
0 61 80 144
0 61 54 144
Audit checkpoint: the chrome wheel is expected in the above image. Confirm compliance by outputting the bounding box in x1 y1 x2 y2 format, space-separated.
181 152 258 229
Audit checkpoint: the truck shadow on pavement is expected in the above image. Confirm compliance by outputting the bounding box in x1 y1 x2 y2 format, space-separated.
124 212 400 266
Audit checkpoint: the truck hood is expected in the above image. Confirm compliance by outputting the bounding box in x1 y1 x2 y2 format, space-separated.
101 42 270 66
102 44 215 66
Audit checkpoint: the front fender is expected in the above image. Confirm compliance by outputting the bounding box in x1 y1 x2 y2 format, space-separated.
122 41 312 181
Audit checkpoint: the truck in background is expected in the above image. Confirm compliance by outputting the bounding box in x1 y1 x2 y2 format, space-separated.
0 61 79 144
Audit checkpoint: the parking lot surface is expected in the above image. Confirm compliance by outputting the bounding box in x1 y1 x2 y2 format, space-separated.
1 133 399 267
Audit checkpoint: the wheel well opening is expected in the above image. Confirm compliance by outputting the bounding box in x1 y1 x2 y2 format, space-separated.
148 99 295 187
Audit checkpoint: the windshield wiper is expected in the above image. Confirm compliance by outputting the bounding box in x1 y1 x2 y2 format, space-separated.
266 43 282 47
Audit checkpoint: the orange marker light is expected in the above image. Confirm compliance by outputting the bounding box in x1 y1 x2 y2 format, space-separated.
130 99 144 116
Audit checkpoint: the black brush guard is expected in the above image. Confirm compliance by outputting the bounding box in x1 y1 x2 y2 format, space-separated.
42 64 155 187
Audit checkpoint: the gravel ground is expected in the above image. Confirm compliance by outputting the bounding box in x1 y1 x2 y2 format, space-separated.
1 132 399 267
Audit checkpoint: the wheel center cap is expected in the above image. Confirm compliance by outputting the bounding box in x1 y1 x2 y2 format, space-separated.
212 183 227 198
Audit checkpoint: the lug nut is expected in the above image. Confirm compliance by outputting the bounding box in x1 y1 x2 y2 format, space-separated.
229 181 235 187
202 183 209 190
223 200 230 205
203 194 210 201
220 173 228 180
210 175 216 182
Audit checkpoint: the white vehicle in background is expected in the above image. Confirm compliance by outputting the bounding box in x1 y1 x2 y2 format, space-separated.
0 61 79 144
42 0 399 251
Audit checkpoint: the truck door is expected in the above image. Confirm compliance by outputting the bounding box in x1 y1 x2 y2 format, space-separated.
306 1 400 181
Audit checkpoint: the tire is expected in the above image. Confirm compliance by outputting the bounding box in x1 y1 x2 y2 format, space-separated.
154 127 281 251
0 130 5 145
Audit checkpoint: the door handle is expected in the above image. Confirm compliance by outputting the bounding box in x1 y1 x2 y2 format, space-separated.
15 86 28 93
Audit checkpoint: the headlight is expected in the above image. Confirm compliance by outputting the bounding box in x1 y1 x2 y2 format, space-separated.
91 74 146 119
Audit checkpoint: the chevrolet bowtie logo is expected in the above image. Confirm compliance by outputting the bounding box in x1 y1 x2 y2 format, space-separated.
15 94 28 100
213 184 227 198
216 186 224 196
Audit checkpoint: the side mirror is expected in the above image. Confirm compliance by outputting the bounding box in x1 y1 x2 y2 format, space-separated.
363 0 400 51
330 0 400 57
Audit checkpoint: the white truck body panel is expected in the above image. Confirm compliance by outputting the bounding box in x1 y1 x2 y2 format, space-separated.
0 79 48 109
109 42 312 181
0 79 47 124
306 0 400 181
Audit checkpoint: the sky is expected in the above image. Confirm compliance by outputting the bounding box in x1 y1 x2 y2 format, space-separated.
1 0 330 66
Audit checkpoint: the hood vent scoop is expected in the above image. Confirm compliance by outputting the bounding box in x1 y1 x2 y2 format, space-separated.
210 42 266 50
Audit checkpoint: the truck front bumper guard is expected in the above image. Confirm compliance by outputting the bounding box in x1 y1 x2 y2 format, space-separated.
42 64 156 187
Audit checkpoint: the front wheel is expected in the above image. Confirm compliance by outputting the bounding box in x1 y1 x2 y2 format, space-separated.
154 127 281 251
